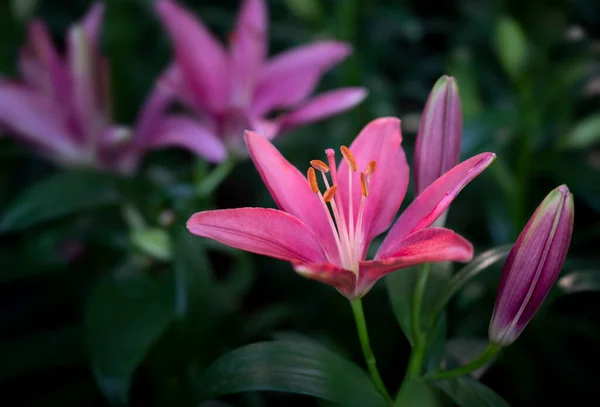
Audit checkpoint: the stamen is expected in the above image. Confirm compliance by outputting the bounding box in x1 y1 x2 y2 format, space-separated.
360 172 369 197
323 186 338 202
341 146 357 171
325 148 338 186
307 167 319 193
310 160 330 173
366 160 377 176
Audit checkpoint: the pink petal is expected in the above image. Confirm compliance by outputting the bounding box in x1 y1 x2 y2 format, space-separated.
149 114 227 163
155 0 229 113
252 41 351 115
294 263 358 299
80 2 105 48
377 152 496 259
134 68 177 144
359 227 473 296
187 208 328 264
18 21 70 105
278 87 367 132
155 63 201 112
0 82 78 160
245 130 340 262
337 117 409 253
230 0 267 108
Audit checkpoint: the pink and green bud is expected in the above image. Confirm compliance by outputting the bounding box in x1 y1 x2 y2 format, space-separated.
489 185 574 346
414 75 462 195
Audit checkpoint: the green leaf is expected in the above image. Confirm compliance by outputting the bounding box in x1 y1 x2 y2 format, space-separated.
429 246 512 323
557 270 600 295
197 340 387 406
84 266 175 405
494 17 528 81
395 379 442 407
284 0 323 23
130 228 172 261
434 376 510 407
561 115 600 149
0 171 121 232
386 262 452 345
448 49 482 122
445 338 491 379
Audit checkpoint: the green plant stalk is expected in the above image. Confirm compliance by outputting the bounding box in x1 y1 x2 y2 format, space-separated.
405 263 432 378
350 298 393 404
426 343 502 380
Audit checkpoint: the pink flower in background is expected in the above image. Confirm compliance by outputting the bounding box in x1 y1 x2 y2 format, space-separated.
187 118 496 299
489 185 574 346
155 0 367 163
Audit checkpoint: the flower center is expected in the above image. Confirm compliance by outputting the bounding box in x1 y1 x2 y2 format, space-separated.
307 147 376 274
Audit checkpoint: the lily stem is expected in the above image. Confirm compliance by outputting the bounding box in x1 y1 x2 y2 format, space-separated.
350 298 393 405
426 343 502 380
405 263 432 378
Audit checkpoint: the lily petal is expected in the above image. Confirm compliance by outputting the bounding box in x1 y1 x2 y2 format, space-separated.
149 114 227 163
230 0 267 108
80 2 105 48
188 208 328 264
155 0 229 113
294 263 357 299
359 227 473 295
245 130 340 261
253 40 351 115
0 82 77 160
377 152 495 259
279 87 368 132
337 117 409 252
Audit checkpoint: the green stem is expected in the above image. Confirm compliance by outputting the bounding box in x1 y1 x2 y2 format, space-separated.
411 263 431 342
196 157 235 198
350 299 393 405
426 344 502 380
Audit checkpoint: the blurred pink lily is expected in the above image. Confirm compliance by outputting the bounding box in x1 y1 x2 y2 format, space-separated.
154 0 367 163
188 117 496 299
0 3 177 173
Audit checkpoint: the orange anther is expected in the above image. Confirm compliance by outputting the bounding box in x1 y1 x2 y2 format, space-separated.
323 185 338 202
366 160 376 176
307 167 319 193
360 172 369 197
340 146 357 171
310 160 330 173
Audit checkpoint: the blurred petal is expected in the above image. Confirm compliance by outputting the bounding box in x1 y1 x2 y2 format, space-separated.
245 130 340 261
359 228 473 295
294 263 357 299
279 87 367 131
150 115 226 163
0 82 77 158
253 41 351 114
230 0 267 107
414 75 462 194
80 2 105 47
155 63 200 111
155 0 229 112
378 152 495 258
489 185 574 346
337 117 409 252
188 208 328 264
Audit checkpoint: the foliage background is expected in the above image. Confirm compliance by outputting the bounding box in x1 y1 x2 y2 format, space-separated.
1 0 600 406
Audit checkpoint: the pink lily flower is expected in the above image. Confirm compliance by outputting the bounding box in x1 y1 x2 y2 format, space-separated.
0 3 178 173
154 0 367 163
187 117 496 299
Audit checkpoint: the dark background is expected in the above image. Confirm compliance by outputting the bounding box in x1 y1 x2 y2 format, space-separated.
1 0 600 406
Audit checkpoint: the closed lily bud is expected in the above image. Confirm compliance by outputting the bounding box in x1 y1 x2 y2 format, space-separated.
414 75 462 195
489 185 574 346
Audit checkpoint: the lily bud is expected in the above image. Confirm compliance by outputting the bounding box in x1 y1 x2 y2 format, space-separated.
414 75 462 195
489 185 574 346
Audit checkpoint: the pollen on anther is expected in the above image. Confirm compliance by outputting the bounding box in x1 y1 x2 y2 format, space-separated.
366 160 377 176
360 172 369 197
307 167 319 193
340 146 357 171
323 185 338 202
310 160 330 173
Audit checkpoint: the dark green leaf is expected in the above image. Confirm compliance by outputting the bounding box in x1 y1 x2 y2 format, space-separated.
197 340 387 406
84 265 175 405
561 115 600 149
557 270 600 295
0 171 121 232
494 17 528 81
395 379 442 407
434 376 510 407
